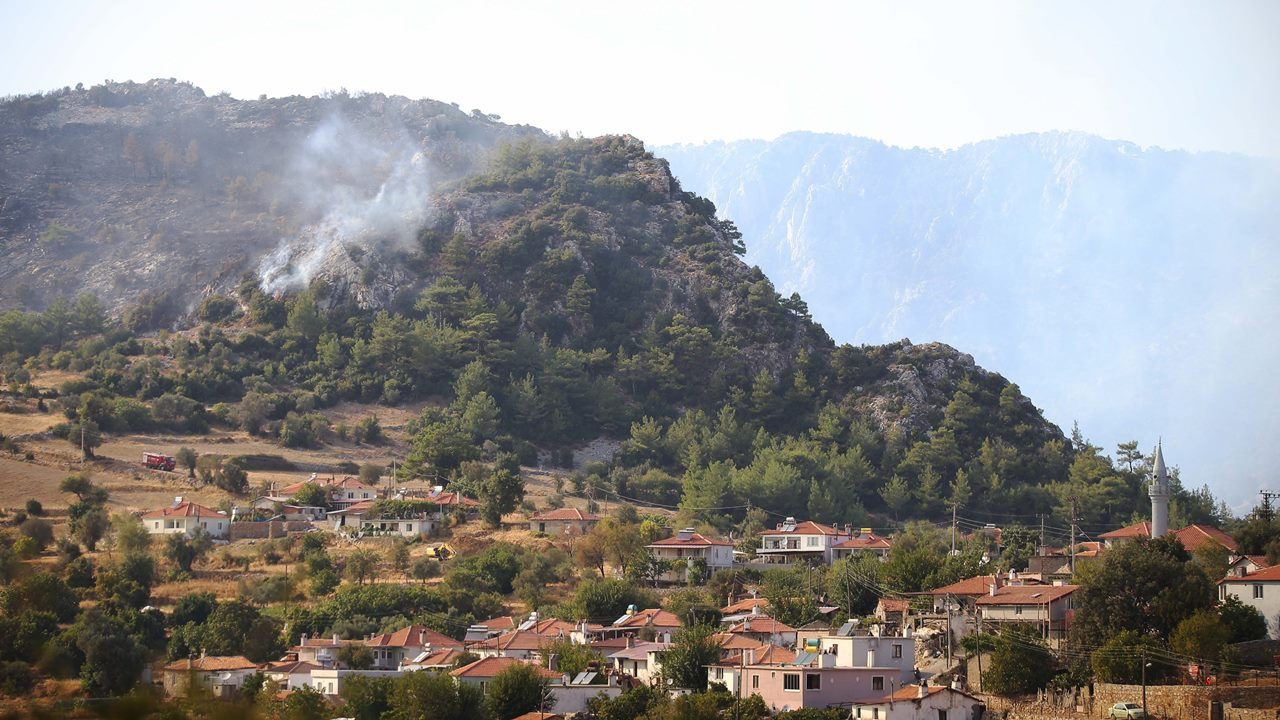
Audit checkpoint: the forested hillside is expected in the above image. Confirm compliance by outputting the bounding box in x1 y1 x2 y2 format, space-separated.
0 84 1228 530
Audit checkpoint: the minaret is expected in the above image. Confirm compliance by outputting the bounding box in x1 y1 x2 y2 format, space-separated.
1149 442 1170 538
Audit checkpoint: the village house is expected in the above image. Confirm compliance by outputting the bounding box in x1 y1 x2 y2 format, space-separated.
646 528 735 583
1226 555 1270 578
601 608 682 641
831 530 893 561
726 614 797 647
608 639 669 685
281 476 380 508
143 498 230 539
852 683 986 720
722 596 770 621
365 625 465 669
1098 521 1152 548
1220 565 1280 638
308 668 404 696
874 598 911 627
737 657 905 712
758 518 852 564
264 661 324 691
708 644 795 694
1171 524 1239 554
975 582 1077 647
291 634 353 668
162 655 260 698
249 496 326 522
529 507 601 535
451 657 562 693
401 647 469 671
818 625 918 685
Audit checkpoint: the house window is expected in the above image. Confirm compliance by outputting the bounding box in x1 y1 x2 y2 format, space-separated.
715 668 724 680
872 676 884 691
807 537 818 547
752 675 759 689
806 673 821 690
783 673 800 691
892 644 902 659
1255 585 1264 599
937 711 948 720
406 524 412 531
1015 606 1023 615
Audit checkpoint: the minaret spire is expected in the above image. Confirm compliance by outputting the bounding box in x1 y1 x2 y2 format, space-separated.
1149 441 1170 538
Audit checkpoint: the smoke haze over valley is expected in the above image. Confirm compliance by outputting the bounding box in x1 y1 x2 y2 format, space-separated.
660 132 1280 507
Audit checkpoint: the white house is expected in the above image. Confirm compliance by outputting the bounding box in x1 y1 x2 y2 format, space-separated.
1220 565 1280 638
529 507 601 535
646 529 734 583
308 668 404 696
608 639 669 684
819 625 917 684
758 518 851 564
143 498 230 539
852 683 985 720
831 530 893 561
264 661 324 691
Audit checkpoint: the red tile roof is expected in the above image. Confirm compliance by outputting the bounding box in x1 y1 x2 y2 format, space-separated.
326 500 375 515
833 533 892 550
450 657 560 679
469 630 560 652
975 584 1077 606
727 616 795 634
142 500 224 519
761 521 845 537
721 597 770 615
478 615 517 632
530 507 601 522
266 661 323 674
405 648 468 667
163 655 259 671
613 608 682 629
714 633 768 652
1221 565 1280 583
511 713 563 720
928 575 1001 596
1099 521 1152 539
368 625 464 649
877 598 911 613
1172 524 1238 553
649 532 733 548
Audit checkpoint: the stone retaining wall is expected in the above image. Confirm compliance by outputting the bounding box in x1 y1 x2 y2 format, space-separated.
228 520 312 540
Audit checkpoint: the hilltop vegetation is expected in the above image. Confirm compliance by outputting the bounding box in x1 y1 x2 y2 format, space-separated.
0 110 1230 531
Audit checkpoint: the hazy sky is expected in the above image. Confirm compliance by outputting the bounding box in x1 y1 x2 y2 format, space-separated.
2 0 1278 156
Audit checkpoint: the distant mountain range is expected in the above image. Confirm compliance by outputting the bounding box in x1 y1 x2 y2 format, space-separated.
658 131 1280 506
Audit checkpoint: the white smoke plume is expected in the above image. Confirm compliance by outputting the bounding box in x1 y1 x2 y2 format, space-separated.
257 115 433 294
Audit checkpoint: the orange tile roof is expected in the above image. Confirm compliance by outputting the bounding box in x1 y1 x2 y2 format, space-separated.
469 630 560 652
405 648 468 667
833 533 892 550
1099 521 1152 539
727 616 795 634
975 584 1077 606
478 615 517 632
614 608 682 628
1221 565 1280 583
450 657 560 679
326 500 375 515
649 532 733 548
877 598 911 613
928 574 1001 596
143 500 224 519
1172 524 1238 553
721 597 770 614
713 633 768 651
529 507 601 522
761 521 845 537
163 656 259 672
368 625 464 649
266 661 323 674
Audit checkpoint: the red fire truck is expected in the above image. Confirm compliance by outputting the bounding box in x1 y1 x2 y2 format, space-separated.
142 452 176 472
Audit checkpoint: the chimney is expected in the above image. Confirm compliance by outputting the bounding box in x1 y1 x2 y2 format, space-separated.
751 605 761 616
625 636 634 649
744 648 755 665
988 583 998 597
333 634 340 645
301 633 308 646
200 647 207 659
187 656 193 670
917 682 928 699
173 496 183 507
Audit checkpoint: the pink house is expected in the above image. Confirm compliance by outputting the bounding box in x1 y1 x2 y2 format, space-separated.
740 658 904 712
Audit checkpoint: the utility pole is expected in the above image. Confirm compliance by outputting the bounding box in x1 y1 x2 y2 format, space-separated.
1141 648 1148 716
1038 514 1046 555
976 610 983 692
951 501 958 556
1069 496 1079 575
945 592 953 671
